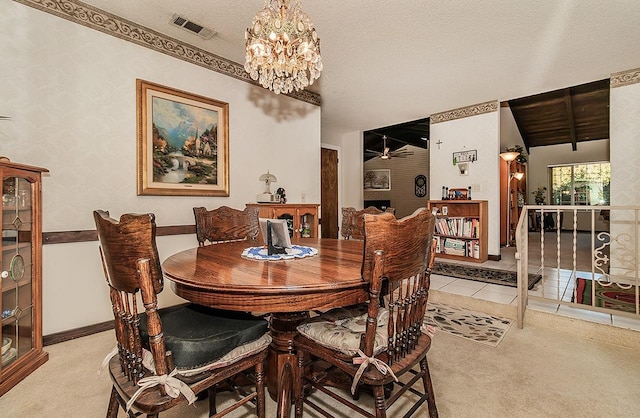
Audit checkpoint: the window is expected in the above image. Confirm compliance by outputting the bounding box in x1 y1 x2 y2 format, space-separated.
550 162 610 206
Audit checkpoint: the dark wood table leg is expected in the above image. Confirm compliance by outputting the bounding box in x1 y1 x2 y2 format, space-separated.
267 311 309 402
277 362 293 417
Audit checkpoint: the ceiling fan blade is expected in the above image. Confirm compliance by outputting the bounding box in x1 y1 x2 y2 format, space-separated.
370 131 411 145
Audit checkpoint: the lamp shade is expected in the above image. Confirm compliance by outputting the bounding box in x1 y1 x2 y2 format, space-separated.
500 151 520 162
258 172 277 183
259 171 277 194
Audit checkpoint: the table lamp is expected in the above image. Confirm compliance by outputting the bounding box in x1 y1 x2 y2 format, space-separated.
257 171 277 202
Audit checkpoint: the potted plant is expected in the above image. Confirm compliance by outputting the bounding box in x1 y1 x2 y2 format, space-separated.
505 145 528 164
532 186 547 205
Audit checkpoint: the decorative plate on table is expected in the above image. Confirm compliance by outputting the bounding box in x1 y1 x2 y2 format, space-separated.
242 245 318 261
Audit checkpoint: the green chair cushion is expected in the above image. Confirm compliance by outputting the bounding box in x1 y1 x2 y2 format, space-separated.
140 304 268 371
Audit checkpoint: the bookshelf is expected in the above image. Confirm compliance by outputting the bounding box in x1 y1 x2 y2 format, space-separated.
426 200 488 263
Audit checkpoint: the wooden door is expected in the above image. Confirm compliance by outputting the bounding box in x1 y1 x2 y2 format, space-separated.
321 148 338 238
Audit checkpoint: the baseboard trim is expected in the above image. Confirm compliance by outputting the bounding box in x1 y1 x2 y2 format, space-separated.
44 320 114 346
43 303 190 346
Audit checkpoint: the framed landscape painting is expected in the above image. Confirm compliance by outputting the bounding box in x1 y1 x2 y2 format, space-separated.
364 169 391 191
136 79 229 196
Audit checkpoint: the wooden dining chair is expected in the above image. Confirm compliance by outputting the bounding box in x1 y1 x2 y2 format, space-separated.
193 206 260 246
94 210 270 418
340 206 395 240
294 207 438 418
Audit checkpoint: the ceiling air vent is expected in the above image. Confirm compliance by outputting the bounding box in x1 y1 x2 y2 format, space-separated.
171 14 216 40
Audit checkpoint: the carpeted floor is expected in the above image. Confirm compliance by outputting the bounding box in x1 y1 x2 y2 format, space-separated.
433 261 542 289
424 301 512 347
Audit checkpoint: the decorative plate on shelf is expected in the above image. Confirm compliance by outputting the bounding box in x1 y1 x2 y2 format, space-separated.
1 348 17 367
1 337 11 355
10 254 25 281
1 309 14 320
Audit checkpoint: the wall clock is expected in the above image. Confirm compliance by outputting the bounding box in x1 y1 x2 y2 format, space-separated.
415 175 427 197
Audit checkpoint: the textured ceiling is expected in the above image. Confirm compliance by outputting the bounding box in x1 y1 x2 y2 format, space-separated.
78 0 640 138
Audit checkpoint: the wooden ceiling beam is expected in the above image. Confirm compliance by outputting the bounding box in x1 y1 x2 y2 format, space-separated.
563 87 578 151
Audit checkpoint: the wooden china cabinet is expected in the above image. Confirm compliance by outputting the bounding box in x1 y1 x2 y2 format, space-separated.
246 203 319 239
0 160 49 396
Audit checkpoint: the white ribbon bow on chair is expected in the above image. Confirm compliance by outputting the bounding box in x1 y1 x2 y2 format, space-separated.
98 346 118 375
125 368 197 412
351 349 398 395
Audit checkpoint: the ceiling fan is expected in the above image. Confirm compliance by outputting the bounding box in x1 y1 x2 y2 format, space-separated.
364 133 414 160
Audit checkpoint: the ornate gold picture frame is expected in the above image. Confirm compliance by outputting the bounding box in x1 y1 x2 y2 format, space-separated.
136 79 229 196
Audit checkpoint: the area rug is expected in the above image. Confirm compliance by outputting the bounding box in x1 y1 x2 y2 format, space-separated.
433 261 542 289
424 301 512 347
574 277 639 314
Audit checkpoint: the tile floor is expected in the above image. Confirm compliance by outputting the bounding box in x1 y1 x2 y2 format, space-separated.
431 246 640 332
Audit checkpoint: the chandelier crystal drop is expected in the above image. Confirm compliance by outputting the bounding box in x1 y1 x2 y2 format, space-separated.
244 0 323 94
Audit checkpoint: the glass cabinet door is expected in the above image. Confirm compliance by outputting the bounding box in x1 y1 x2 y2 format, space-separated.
1 176 34 369
274 209 295 238
299 213 315 238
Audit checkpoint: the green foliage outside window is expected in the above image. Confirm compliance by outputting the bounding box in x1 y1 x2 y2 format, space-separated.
550 163 610 206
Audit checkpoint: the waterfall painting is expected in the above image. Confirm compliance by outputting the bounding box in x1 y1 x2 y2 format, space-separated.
136 79 229 196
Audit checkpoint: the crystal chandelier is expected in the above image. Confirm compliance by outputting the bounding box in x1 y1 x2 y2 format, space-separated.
244 0 322 94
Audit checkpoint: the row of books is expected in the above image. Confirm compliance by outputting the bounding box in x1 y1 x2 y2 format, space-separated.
435 237 481 259
434 217 479 238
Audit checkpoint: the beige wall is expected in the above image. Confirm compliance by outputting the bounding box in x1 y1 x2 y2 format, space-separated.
429 106 502 257
609 70 640 279
363 146 430 218
610 76 640 206
1 1 321 334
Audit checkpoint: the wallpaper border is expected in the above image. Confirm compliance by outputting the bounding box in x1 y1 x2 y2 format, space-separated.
13 0 321 106
611 68 640 88
430 101 498 124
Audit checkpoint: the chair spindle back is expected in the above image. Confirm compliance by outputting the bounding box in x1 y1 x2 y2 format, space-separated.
361 208 436 364
94 210 168 385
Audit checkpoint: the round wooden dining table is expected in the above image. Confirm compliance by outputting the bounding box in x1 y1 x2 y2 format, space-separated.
161 238 368 404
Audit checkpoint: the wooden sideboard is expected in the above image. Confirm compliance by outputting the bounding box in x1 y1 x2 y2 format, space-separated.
246 203 319 239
